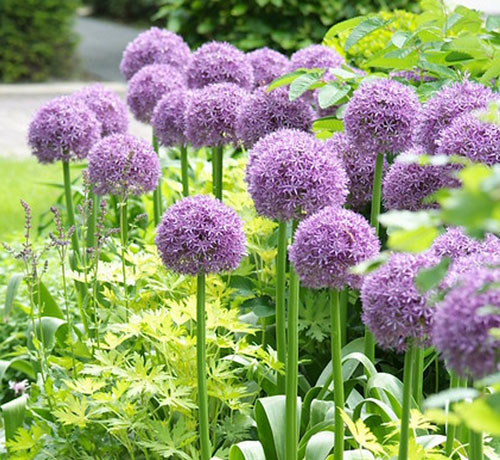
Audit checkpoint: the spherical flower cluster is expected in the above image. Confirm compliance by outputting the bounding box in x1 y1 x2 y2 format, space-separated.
152 89 190 148
442 251 500 290
288 44 344 72
289 206 380 290
120 27 190 80
344 79 420 155
75 84 128 137
382 149 461 211
155 195 246 276
127 64 186 123
436 113 500 165
247 47 289 87
414 80 494 154
433 267 500 379
246 129 349 222
361 252 437 352
28 96 101 164
323 132 387 209
236 86 315 148
185 83 248 148
88 133 161 197
187 41 254 90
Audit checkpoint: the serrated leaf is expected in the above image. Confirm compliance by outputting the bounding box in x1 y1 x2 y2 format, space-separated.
324 16 366 41
317 85 349 109
388 227 439 253
312 117 343 132
267 70 307 92
289 73 321 101
345 17 392 52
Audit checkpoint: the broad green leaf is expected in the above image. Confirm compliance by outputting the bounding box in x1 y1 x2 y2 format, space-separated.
324 16 366 41
480 57 500 84
0 359 35 383
391 31 411 48
317 85 349 109
345 17 392 52
415 257 451 292
267 70 307 92
310 400 335 427
424 388 480 409
388 227 440 253
344 451 375 459
366 51 419 70
352 397 398 422
454 398 500 435
289 73 321 101
312 117 343 132
3 274 23 319
305 431 334 460
28 317 67 351
32 281 64 319
379 210 440 231
486 16 500 32
328 68 359 80
1 395 27 441
229 442 266 460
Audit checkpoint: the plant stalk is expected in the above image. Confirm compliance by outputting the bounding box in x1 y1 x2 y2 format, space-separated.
398 344 416 460
469 430 483 460
276 220 288 394
62 161 80 264
180 144 189 197
412 347 424 409
340 288 348 347
120 199 129 321
152 133 162 226
445 372 461 456
212 145 223 201
86 192 98 250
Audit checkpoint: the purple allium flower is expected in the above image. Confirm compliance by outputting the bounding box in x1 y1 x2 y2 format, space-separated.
383 149 461 211
436 113 500 165
28 96 101 164
246 129 349 222
187 41 254 90
88 133 161 197
414 80 495 154
152 88 190 148
390 69 436 83
443 251 500 290
120 27 190 80
247 47 289 87
289 206 380 290
361 252 438 352
185 83 249 148
344 79 420 156
288 44 344 72
236 86 315 148
9 379 29 395
75 84 128 137
323 132 388 209
155 195 246 276
127 64 186 124
433 267 500 379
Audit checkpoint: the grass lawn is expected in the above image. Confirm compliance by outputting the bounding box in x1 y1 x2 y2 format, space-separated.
0 157 62 239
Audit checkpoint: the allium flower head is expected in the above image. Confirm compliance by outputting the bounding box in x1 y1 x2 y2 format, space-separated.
344 78 420 155
414 80 494 154
288 45 344 72
152 88 190 147
155 195 246 276
323 132 388 209
433 267 500 379
120 27 190 80
436 113 500 165
383 148 461 211
361 252 438 352
236 86 315 148
88 133 160 197
75 84 128 137
247 47 289 87
289 206 380 290
187 41 254 90
185 83 248 148
390 69 435 83
246 129 349 221
127 64 186 123
28 96 101 164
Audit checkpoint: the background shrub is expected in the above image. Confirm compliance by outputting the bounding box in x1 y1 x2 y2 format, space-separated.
0 0 80 83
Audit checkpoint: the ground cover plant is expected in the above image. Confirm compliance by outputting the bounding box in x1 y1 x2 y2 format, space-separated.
1 0 500 459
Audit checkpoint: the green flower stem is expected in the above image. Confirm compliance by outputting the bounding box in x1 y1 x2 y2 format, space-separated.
276 220 288 394
62 161 80 264
340 288 348 347
152 133 162 226
285 220 299 460
196 273 211 460
180 144 190 197
398 344 416 460
445 373 461 456
120 199 129 321
86 192 99 249
330 289 345 460
412 347 424 409
469 430 483 460
212 145 223 201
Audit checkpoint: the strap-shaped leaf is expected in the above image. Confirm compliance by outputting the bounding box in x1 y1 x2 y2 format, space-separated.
305 431 334 460
1 394 28 441
229 441 266 460
3 274 23 320
32 281 64 319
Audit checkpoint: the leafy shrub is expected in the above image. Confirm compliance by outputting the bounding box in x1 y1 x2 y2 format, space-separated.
86 0 160 24
0 0 80 82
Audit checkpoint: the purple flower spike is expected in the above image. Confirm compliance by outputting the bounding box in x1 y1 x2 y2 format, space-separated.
155 195 246 276
152 88 190 148
88 133 161 197
246 129 349 222
187 41 254 90
288 44 344 72
436 113 500 165
361 252 438 352
127 64 186 124
236 86 315 148
247 47 289 87
185 83 249 148
28 96 101 164
344 78 420 156
75 84 128 137
433 267 500 379
414 80 495 154
289 206 380 290
323 132 388 210
120 27 190 80
383 149 461 211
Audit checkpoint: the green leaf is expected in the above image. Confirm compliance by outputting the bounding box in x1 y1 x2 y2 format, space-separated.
229 442 266 460
289 73 321 101
454 398 500 435
480 57 500 84
424 388 480 409
312 117 343 132
415 257 451 292
28 317 67 351
3 274 23 319
1 395 28 441
387 227 439 253
345 17 392 52
267 70 307 92
317 85 350 109
379 210 440 231
486 16 500 32
0 359 35 383
324 16 365 41
305 431 334 460
391 31 411 48
32 281 64 319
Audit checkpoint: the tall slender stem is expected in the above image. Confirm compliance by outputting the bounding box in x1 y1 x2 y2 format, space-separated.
180 144 189 197
120 199 129 321
212 145 223 201
276 220 288 394
330 289 345 460
152 133 162 226
196 273 211 460
398 344 416 460
469 430 483 460
339 288 348 347
412 347 424 409
445 372 460 456
62 161 80 264
285 220 299 460
86 192 98 250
